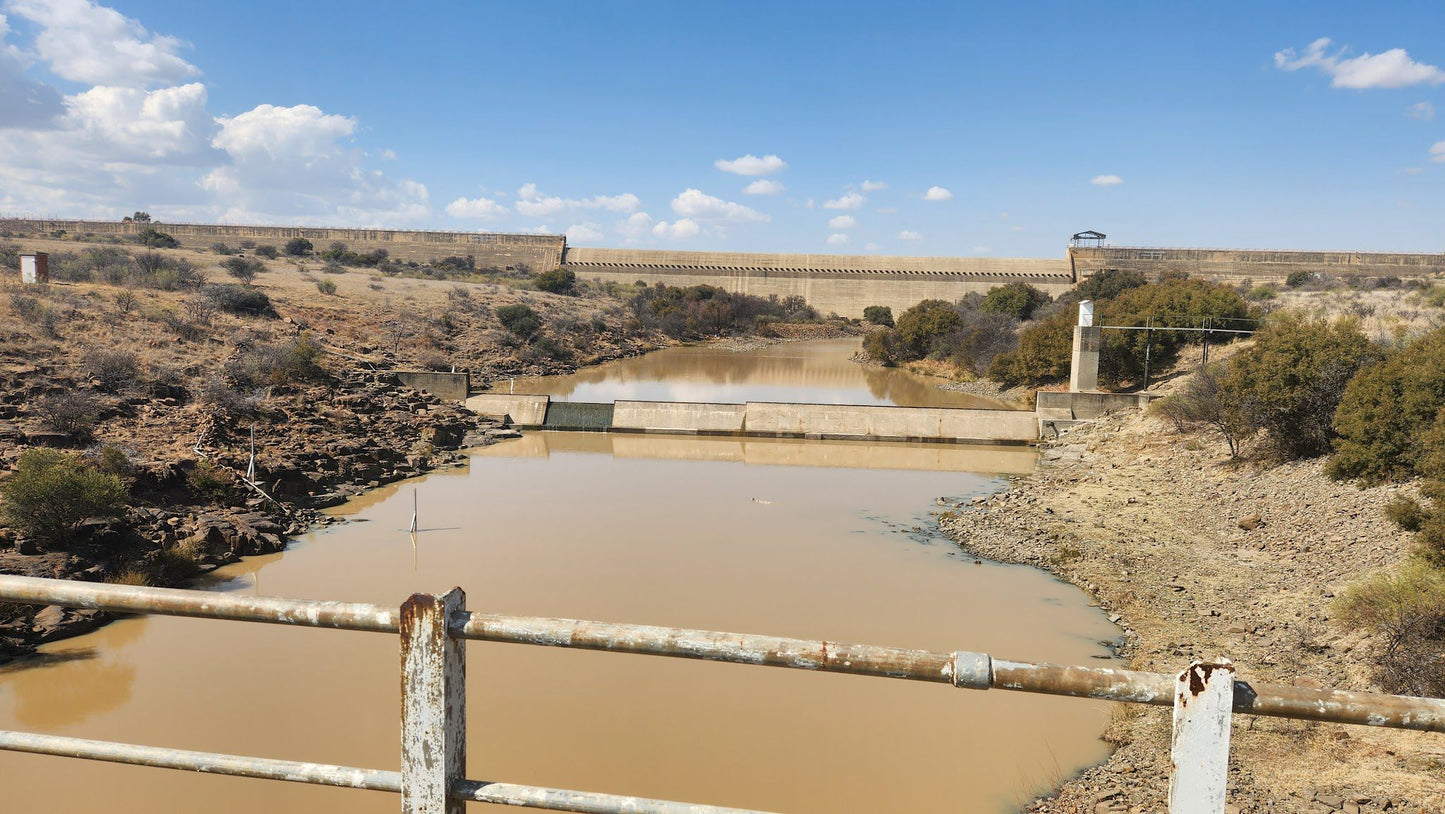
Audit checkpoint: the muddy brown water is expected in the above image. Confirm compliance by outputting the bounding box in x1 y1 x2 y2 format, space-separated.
0 340 1116 813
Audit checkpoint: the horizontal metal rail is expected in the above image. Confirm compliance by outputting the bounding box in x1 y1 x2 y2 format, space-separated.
0 730 769 814
2 575 1442 734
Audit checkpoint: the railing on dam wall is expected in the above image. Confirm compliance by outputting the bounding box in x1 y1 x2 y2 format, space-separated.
1 574 1442 813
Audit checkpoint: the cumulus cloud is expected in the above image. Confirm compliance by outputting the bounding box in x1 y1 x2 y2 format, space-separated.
898 230 922 240
7 0 199 88
1431 141 1445 162
972 246 991 254
446 195 507 219
714 153 786 176
922 185 952 201
0 14 63 128
652 218 700 239
670 188 768 222
515 183 640 218
863 242 880 251
744 178 785 195
616 211 655 240
822 191 865 210
1091 174 1124 186
827 215 856 229
861 179 886 191
1275 38 1445 89
1408 101 1436 120
566 221 604 243
826 233 849 246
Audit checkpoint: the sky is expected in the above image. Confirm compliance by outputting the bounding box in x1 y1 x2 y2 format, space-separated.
1 1 1444 257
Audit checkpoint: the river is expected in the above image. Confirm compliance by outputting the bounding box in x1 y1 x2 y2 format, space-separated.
0 338 1117 813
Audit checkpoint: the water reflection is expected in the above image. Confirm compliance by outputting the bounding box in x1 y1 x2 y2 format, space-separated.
0 619 146 728
502 338 1010 409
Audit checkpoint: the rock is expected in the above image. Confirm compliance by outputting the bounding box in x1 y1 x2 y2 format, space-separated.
1237 514 1263 530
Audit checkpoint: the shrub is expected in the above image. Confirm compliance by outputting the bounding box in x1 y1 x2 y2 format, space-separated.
980 282 1050 321
36 391 103 438
1334 561 1445 696
1096 278 1252 386
283 237 313 256
135 227 178 248
862 305 894 327
228 333 326 389
83 348 140 393
534 267 577 294
211 242 236 255
1217 315 1379 460
186 460 236 505
1152 364 1255 457
989 305 1076 386
1286 270 1314 288
254 245 279 259
896 300 963 358
133 251 202 290
863 328 903 366
496 303 541 339
316 279 338 295
1329 327 1445 484
223 256 265 285
1077 268 1147 301
1246 285 1277 301
628 283 817 339
203 283 275 316
0 448 126 547
1385 497 1428 533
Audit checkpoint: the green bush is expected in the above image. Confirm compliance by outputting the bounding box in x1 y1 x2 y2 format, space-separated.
534 267 577 294
186 459 236 505
627 284 817 339
1286 270 1314 288
223 256 264 285
284 237 313 256
1218 315 1379 460
980 282 1050 320
988 305 1075 386
203 283 275 316
895 300 962 358
1077 268 1147 301
254 245 279 259
863 305 894 327
0 448 126 547
496 303 541 339
135 227 178 248
227 333 326 389
1385 496 1429 533
1329 327 1445 484
863 328 903 366
316 279 338 295
1246 284 1277 301
1334 561 1445 696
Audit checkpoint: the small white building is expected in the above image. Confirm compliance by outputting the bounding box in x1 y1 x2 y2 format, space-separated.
20 252 49 284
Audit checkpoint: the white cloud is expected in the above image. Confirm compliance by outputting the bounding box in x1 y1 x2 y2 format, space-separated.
652 218 700 239
864 242 880 251
7 0 199 88
826 233 849 246
744 178 785 195
922 185 953 201
380 148 397 160
898 230 922 240
861 179 886 191
1408 101 1436 120
822 191 865 210
446 195 507 219
1091 174 1124 186
566 221 604 243
804 197 816 209
875 206 897 213
670 188 767 222
515 182 639 217
1275 38 1445 89
616 211 655 240
972 245 991 254
827 214 856 229
1431 141 1445 162
0 14 63 128
714 153 786 176
1401 166 1425 175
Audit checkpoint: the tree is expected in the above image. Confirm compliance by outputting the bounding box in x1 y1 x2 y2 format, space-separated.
136 227 178 248
0 449 126 548
1329 327 1445 484
1217 315 1379 460
1154 364 1255 457
534 267 577 294
223 256 264 285
895 300 962 358
131 211 152 223
1077 268 1147 301
254 245 280 259
862 306 894 327
981 282 1050 320
284 237 314 256
863 328 903 366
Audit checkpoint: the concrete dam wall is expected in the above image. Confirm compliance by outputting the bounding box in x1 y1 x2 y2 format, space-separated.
1 218 566 270
465 393 1039 445
1070 246 1445 285
563 247 1075 319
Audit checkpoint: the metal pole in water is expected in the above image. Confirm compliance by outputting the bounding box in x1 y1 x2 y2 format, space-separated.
410 489 419 534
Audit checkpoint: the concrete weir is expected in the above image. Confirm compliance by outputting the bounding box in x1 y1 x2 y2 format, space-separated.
466 394 1039 445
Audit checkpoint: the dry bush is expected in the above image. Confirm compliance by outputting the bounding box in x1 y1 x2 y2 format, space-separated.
1335 561 1445 697
82 348 140 393
35 391 103 438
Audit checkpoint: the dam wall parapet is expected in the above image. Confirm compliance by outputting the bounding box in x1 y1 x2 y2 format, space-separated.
1070 246 1445 285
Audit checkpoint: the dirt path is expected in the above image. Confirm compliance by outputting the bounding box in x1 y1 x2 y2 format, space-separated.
941 410 1445 813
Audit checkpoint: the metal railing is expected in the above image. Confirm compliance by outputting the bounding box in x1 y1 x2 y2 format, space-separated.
0 574 1441 813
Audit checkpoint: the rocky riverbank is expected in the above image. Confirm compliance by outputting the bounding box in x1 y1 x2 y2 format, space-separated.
941 411 1445 813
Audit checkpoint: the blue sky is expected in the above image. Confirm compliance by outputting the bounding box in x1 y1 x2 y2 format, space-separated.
1 1 1443 257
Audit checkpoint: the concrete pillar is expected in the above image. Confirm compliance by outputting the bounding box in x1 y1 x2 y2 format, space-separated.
1069 300 1100 393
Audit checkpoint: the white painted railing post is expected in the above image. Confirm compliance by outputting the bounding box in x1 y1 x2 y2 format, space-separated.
1168 660 1234 814
401 589 466 814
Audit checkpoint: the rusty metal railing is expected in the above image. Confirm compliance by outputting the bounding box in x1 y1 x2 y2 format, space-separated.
0 574 1442 813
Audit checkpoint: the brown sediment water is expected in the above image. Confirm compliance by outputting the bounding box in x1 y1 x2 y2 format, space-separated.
502 337 1012 409
0 341 1115 813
